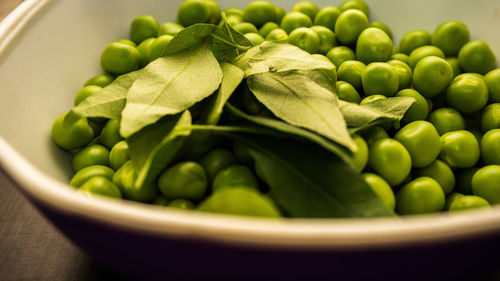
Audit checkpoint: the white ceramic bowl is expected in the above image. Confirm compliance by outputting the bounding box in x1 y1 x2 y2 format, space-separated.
1 0 500 280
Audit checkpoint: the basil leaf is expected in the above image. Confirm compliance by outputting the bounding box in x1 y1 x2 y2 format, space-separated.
201 63 244 125
72 71 140 120
164 23 218 56
126 111 192 189
120 44 223 138
231 133 394 218
339 97 415 131
210 14 253 62
224 104 354 166
247 70 356 151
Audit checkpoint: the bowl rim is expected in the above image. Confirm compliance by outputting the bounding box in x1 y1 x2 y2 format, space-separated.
1 0 500 250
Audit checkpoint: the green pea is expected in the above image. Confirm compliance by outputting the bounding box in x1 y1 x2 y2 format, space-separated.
109 140 130 171
280 12 312 34
414 160 455 195
352 134 369 172
146 35 174 63
151 194 169 206
413 56 453 98
387 60 412 90
100 119 123 149
481 129 500 165
356 27 393 64
258 22 279 38
100 42 140 75
232 22 259 34
265 28 288 41
336 81 361 103
449 195 490 212
362 62 399 97
113 161 157 202
334 9 368 46
72 144 110 172
198 187 281 217
74 85 102 106
310 25 337 55
337 60 365 91
408 45 445 70
338 0 370 17
224 7 244 17
396 177 445 215
243 1 276 27
287 27 320 54
168 199 195 210
399 30 432 55
359 126 389 147
274 6 285 23
445 57 463 78
136 37 156 67
69 165 114 187
326 46 355 68
369 21 393 39
204 0 221 24
51 112 94 150
390 53 409 65
292 1 319 20
395 89 429 124
130 15 159 44
177 0 211 26
199 148 237 182
213 165 258 191
232 141 254 167
472 165 500 204
428 107 466 135
244 32 264 46
440 130 480 168
394 121 442 168
115 39 136 47
431 20 469 56
481 103 500 132
458 40 496 75
158 161 207 201
225 14 244 26
485 69 500 103
369 138 412 186
79 176 122 199
158 22 184 37
360 94 386 105
313 6 341 31
363 173 395 211
446 73 489 114
84 73 114 88
445 192 464 210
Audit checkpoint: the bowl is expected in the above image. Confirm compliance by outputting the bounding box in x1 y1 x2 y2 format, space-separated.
1 0 500 280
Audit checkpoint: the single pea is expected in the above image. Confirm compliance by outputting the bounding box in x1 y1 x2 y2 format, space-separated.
336 81 361 103
414 159 455 195
100 119 123 149
326 46 356 69
100 42 140 75
334 9 368 46
69 165 114 188
360 94 386 105
292 1 319 20
244 32 264 45
109 140 130 171
258 22 279 38
481 103 500 132
431 20 470 56
136 37 156 67
79 176 122 199
280 12 312 34
177 0 211 26
242 1 276 27
158 22 184 37
458 40 496 75
369 138 412 186
203 0 221 24
485 69 500 103
274 6 285 23
168 199 195 210
356 27 393 64
359 126 389 146
408 45 445 70
199 148 237 182
440 130 480 168
395 89 428 124
390 53 409 65
455 167 480 195
213 165 258 191
387 60 412 90
369 21 393 39
481 129 500 165
337 60 365 91
224 7 244 17
446 73 489 114
413 56 453 98
72 144 110 172
151 195 169 206
115 39 136 47
472 165 500 204
51 112 94 150
448 195 490 212
287 27 320 54
232 141 254 167
265 28 288 41
338 0 370 17
310 25 337 55
225 14 244 26
445 192 464 210
232 22 259 34
352 134 369 172
130 15 159 44
428 107 466 135
158 161 207 201
197 187 281 218
396 177 445 215
362 62 399 97
363 173 395 211
313 6 341 31
445 57 463 78
74 85 102 106
113 161 157 202
84 73 114 88
394 121 442 168
146 35 174 63
399 30 432 55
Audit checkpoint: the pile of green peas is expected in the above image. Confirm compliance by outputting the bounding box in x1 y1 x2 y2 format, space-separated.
51 0 500 217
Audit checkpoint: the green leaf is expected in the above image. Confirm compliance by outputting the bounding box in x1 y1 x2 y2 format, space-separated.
163 23 218 56
201 63 244 125
72 71 141 120
339 97 416 132
224 103 354 166
210 14 253 62
120 44 223 138
126 111 192 189
247 70 356 151
231 133 394 218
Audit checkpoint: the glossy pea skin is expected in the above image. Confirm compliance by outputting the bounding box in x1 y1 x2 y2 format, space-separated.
244 32 265 45
313 6 341 31
212 165 258 191
446 57 463 78
168 199 195 210
72 144 110 172
243 1 276 27
481 103 500 132
361 62 399 97
204 0 222 24
51 112 94 150
280 12 312 34
395 89 428 124
485 69 500 103
197 187 281 218
334 9 368 46
274 6 285 23
146 35 174 63
369 21 393 39
232 22 259 34
177 0 211 26
356 27 393 64
158 22 184 37
391 53 409 65
223 7 244 17
337 60 365 91
431 20 470 56
287 27 320 54
352 134 369 172
130 15 159 44
100 119 123 149
116 39 136 47
399 30 432 55
394 121 442 168
69 165 114 188
136 38 156 67
199 148 237 182
225 14 244 26
292 1 319 20
368 138 412 186
413 56 453 98
387 60 412 90
359 126 389 146
427 107 465 135
472 165 500 204
326 46 355 68
481 129 500 165
336 81 361 103
74 85 102 106
363 173 395 211
448 195 490 212
84 73 114 88
408 45 445 70
79 176 122 199
310 25 337 55
396 177 445 215
446 73 489 114
158 161 207 201
109 140 130 170
258 22 279 38
360 94 386 105
338 0 370 17
414 159 455 195
113 161 157 202
265 28 288 41
458 40 496 75
440 130 480 168
100 42 140 75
